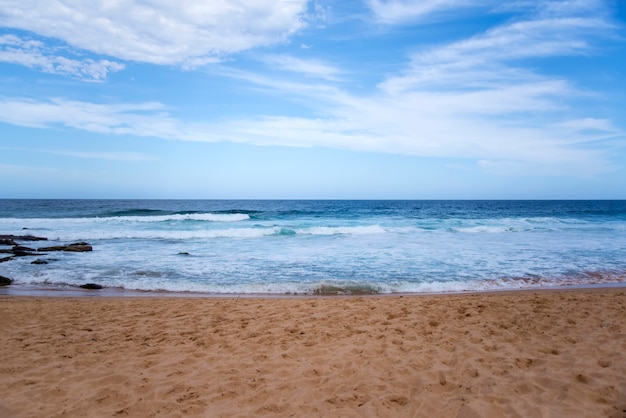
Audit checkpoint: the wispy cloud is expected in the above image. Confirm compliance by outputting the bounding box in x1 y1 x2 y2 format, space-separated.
47 150 156 162
0 34 125 82
0 0 309 67
366 0 489 24
379 13 614 94
0 97 179 136
258 54 343 81
0 97 232 145
0 162 57 175
0 89 619 177
1 146 156 162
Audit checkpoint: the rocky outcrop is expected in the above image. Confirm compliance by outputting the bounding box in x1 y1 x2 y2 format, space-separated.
1 235 92 254
0 235 48 244
0 237 17 246
12 245 40 256
37 242 92 252
0 246 40 256
79 283 103 290
0 235 92 287
1 235 51 257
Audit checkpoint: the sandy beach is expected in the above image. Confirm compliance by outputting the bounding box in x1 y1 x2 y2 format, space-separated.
1 288 625 417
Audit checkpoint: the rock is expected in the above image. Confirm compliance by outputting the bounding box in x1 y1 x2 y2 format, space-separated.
14 245 35 251
1 235 48 249
0 256 13 263
36 245 66 251
13 252 42 257
11 245 41 256
16 235 47 241
0 234 48 242
38 243 93 252
0 238 17 246
13 245 36 252
64 243 92 252
178 252 190 256
0 275 13 286
79 283 103 290
31 259 49 265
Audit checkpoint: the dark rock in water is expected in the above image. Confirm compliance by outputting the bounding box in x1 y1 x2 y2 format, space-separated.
18 235 47 241
1 237 52 257
0 238 17 246
31 259 49 265
0 256 13 263
0 275 13 286
79 283 103 290
1 235 48 250
178 252 190 256
38 243 93 252
13 245 36 252
11 245 41 256
36 245 66 252
0 234 48 242
13 252 42 257
64 243 92 252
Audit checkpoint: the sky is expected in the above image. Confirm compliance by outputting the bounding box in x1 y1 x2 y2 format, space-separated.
0 0 625 199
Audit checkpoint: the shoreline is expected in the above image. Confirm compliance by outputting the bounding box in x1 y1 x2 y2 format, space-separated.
2 287 625 417
2 281 626 299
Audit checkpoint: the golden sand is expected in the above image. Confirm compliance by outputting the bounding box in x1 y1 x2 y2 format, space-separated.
1 288 625 417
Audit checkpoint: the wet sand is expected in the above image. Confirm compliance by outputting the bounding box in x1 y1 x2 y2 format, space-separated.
1 288 625 417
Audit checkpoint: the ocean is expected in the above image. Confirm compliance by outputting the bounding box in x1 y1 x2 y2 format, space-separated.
1 200 625 295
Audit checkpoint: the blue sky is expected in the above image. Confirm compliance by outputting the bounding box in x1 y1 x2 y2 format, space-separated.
0 0 625 199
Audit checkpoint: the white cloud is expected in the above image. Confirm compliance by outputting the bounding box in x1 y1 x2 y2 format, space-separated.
0 0 309 66
0 93 618 176
209 1 623 175
0 146 155 162
258 54 342 80
556 118 620 134
212 106 617 177
0 1 621 177
0 34 125 81
379 14 612 94
14 148 155 162
366 0 612 25
537 0 612 18
0 98 168 133
0 162 57 175
47 150 156 162
366 0 486 24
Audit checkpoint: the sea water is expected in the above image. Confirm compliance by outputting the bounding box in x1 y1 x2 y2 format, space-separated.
1 200 625 294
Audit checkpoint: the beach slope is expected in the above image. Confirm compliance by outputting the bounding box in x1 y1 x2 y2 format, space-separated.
1 289 625 417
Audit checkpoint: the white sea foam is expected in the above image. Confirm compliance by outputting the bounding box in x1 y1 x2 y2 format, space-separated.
41 227 281 241
0 212 250 226
448 217 604 234
106 213 251 223
295 225 386 235
451 225 518 234
12 225 388 242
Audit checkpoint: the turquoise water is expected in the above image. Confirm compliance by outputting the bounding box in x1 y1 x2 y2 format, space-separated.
1 200 625 294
